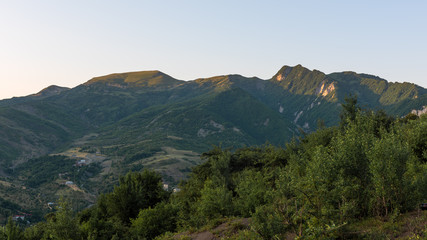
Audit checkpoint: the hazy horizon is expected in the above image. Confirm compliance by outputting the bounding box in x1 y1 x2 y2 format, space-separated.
1 1 426 100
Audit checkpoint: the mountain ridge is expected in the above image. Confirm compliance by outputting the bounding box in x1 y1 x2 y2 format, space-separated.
0 64 425 172
4 64 425 101
84 70 184 89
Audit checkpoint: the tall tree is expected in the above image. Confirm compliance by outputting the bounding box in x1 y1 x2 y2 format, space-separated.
45 197 81 240
339 94 360 128
106 170 168 224
0 217 23 240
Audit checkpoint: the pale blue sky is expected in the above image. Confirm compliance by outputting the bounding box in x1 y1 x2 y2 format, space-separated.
1 1 426 99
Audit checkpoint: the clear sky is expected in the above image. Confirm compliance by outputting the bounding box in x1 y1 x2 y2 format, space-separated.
1 1 426 100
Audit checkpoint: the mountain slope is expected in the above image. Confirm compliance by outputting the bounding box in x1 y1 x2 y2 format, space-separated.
0 101 89 168
0 65 427 168
93 88 294 154
0 65 425 172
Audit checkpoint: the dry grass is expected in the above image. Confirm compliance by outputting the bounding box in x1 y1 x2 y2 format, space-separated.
139 147 202 182
0 180 12 187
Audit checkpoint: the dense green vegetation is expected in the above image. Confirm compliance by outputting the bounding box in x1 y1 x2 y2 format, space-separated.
14 156 76 188
13 155 102 188
0 154 104 224
0 101 88 168
0 198 22 224
2 98 426 239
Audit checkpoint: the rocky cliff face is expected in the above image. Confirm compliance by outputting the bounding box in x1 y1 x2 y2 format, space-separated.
411 106 427 116
315 80 336 97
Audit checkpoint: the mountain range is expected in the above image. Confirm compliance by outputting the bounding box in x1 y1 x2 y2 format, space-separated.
1 65 425 166
0 64 425 221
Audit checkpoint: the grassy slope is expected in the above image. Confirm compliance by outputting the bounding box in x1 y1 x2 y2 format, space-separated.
159 211 427 239
85 70 183 88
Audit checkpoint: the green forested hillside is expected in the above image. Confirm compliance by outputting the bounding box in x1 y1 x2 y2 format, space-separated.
0 102 88 168
3 99 426 240
96 88 294 150
0 65 425 168
0 65 426 228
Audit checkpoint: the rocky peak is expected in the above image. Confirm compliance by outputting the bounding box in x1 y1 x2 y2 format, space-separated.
271 65 328 96
274 65 295 81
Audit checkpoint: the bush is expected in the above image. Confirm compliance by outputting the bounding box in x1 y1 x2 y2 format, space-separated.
131 202 178 240
251 204 287 239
